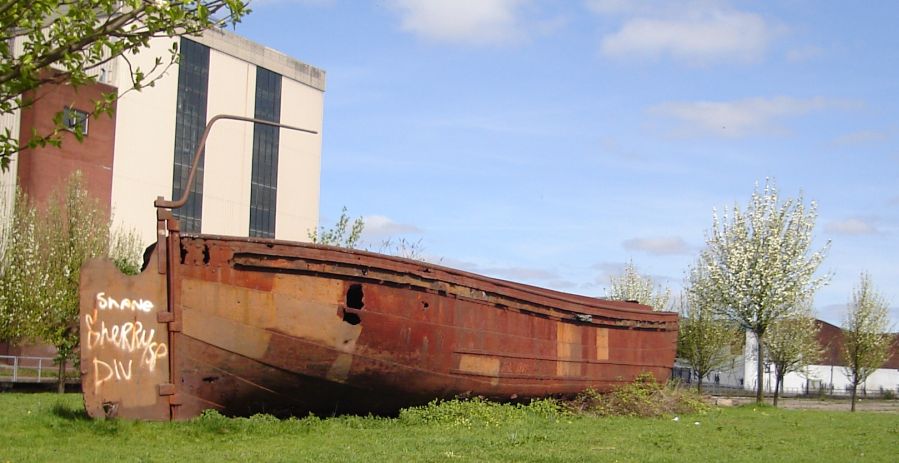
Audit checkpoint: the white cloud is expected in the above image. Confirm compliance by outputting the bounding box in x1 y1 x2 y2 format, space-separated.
825 218 878 235
622 236 691 255
438 257 562 283
591 1 777 64
586 0 661 16
649 96 857 137
361 215 423 237
387 0 527 45
582 261 626 289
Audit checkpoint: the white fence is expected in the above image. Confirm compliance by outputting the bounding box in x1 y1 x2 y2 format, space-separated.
0 355 79 384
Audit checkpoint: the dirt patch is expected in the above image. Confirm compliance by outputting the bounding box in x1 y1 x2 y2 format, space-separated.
713 396 899 412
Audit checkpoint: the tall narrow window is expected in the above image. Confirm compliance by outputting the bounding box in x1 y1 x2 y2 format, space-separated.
249 67 282 238
171 38 210 233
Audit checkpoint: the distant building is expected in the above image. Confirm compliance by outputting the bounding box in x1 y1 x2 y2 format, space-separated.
0 29 325 358
2 28 325 247
677 320 899 396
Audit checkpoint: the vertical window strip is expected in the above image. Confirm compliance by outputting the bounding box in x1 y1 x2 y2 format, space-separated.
249 67 282 238
171 38 210 233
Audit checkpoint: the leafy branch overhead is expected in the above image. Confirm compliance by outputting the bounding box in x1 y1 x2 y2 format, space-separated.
0 0 249 169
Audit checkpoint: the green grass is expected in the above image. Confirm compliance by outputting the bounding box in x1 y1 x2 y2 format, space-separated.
1 393 897 462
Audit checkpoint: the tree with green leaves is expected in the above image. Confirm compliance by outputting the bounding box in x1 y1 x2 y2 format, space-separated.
764 309 820 407
680 265 740 393
308 206 365 249
0 172 142 392
0 0 249 169
695 180 829 403
608 260 672 311
842 273 893 412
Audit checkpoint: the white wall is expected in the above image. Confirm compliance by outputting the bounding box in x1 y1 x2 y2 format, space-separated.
201 49 256 237
109 37 179 248
275 77 322 242
0 108 20 208
740 330 899 395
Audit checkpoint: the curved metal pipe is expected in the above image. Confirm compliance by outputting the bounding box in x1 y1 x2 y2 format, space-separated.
154 114 318 209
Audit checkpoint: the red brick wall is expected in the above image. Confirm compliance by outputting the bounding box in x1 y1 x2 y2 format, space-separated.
16 78 117 212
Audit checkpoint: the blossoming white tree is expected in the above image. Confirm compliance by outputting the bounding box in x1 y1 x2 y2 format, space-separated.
842 273 893 412
0 172 142 392
608 261 672 311
696 180 829 403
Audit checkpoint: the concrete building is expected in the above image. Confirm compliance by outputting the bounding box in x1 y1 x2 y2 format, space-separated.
2 28 325 247
0 29 325 359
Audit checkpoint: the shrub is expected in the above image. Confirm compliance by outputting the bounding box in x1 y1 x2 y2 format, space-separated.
566 373 708 418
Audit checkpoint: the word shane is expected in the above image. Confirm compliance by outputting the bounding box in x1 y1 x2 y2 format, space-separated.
95 292 154 313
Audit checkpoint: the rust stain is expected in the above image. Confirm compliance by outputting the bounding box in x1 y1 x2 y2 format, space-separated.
458 354 501 377
182 279 276 327
596 328 609 361
182 308 272 360
556 323 582 377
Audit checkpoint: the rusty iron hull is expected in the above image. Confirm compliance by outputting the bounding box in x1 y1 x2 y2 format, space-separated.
80 233 678 420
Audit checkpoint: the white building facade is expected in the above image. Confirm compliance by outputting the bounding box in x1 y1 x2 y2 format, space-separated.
3 28 325 248
111 29 325 245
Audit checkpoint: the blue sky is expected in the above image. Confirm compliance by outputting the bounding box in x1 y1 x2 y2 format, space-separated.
236 0 898 325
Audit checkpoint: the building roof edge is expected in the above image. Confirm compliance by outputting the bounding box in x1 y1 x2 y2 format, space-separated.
188 28 326 92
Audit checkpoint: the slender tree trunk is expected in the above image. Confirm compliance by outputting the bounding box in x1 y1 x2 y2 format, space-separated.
755 335 764 404
697 375 704 394
773 373 783 407
57 357 66 394
850 381 858 412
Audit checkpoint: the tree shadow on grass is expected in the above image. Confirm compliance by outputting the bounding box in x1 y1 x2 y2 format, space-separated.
51 401 122 435
51 401 90 421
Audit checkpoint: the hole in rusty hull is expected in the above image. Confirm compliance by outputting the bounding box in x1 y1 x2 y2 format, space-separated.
102 401 119 418
344 284 363 325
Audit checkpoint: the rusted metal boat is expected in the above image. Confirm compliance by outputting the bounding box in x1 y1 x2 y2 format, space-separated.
79 116 678 420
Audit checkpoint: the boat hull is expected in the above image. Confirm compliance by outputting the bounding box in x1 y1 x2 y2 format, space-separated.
80 234 678 420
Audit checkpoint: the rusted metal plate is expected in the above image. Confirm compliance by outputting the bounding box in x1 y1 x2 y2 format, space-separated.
80 235 678 420
79 258 171 420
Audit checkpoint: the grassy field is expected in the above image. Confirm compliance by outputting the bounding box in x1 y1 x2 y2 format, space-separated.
1 393 897 462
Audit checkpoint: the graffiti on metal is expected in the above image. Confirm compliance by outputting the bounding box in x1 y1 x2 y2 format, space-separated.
84 292 168 393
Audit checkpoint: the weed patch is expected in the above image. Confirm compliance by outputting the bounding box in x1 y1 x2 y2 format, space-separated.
567 373 708 417
399 397 566 428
